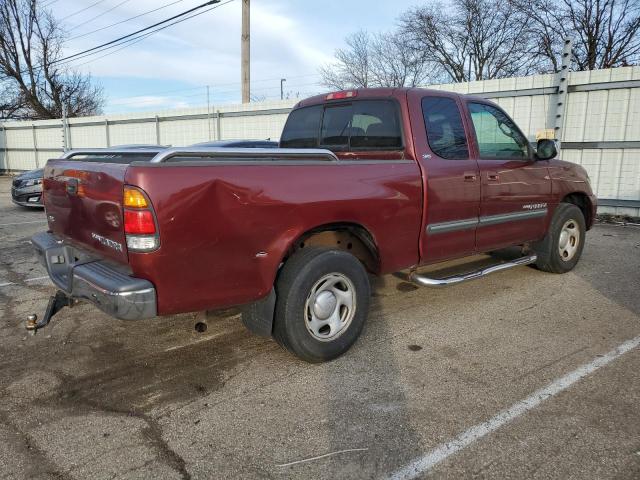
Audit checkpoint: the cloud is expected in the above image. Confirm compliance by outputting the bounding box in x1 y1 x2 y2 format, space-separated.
65 0 332 94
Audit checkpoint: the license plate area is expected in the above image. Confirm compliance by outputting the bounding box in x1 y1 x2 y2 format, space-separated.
45 244 98 292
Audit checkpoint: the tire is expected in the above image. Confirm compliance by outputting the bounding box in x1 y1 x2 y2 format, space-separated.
273 247 371 363
533 203 586 273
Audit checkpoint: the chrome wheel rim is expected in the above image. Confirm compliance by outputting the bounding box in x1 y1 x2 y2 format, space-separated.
304 273 356 342
558 219 580 261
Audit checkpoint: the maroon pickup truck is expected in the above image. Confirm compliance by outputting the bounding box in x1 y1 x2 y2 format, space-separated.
30 88 596 362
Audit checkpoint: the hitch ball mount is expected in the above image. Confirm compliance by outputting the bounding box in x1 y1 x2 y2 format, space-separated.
26 291 76 334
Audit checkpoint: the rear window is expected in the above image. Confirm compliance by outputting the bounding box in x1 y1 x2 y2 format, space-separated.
280 105 323 148
280 100 402 151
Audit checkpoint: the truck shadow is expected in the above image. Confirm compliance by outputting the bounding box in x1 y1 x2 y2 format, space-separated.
571 225 640 315
315 275 424 478
33 275 426 477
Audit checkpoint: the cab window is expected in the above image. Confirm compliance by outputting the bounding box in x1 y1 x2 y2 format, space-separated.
320 104 352 150
421 96 469 159
280 100 402 152
280 105 323 148
468 103 529 160
349 101 402 150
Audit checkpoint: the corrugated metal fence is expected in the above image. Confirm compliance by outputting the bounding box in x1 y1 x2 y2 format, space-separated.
1 67 639 215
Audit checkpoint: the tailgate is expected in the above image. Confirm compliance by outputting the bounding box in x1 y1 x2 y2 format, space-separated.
43 159 129 264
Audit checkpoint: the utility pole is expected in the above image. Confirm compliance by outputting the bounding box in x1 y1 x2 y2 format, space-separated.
241 0 250 103
280 78 286 100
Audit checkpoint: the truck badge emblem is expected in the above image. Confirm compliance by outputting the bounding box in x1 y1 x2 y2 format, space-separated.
91 233 123 252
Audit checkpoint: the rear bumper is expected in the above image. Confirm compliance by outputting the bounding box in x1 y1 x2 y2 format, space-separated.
31 232 157 320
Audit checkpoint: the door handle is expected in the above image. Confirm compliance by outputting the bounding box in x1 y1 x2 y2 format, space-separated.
487 172 500 181
463 172 477 182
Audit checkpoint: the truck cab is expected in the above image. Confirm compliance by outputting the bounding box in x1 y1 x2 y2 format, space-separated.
281 88 595 266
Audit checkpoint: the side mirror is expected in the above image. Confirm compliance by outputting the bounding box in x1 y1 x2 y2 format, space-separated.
535 139 557 160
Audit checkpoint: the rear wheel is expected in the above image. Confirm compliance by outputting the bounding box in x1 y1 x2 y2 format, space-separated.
273 247 370 363
533 203 586 273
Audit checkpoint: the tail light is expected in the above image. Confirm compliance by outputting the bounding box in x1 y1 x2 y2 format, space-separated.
123 186 159 252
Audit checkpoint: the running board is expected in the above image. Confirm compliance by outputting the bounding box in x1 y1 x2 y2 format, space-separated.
410 254 537 288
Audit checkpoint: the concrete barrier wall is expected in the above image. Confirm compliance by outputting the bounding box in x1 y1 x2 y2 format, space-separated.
2 67 639 216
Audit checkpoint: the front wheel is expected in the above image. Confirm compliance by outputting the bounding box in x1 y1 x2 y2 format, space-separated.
273 247 371 363
533 203 586 273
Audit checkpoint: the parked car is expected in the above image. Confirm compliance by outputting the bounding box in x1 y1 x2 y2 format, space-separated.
30 88 596 363
11 141 274 208
12 168 45 207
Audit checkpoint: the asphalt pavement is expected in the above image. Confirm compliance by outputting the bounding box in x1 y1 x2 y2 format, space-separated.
0 176 639 479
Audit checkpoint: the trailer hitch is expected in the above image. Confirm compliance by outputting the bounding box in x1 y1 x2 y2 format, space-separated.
26 291 74 334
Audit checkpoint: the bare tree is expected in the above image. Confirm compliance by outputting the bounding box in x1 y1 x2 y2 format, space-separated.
369 32 434 87
516 0 640 71
319 30 434 90
321 0 639 88
400 0 536 82
320 31 373 90
0 0 104 120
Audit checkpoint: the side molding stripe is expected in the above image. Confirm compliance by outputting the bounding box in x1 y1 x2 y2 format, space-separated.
427 218 478 234
478 209 548 227
427 209 547 235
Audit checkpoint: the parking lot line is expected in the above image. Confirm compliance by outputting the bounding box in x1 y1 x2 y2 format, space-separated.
25 276 48 282
0 276 49 288
389 334 640 480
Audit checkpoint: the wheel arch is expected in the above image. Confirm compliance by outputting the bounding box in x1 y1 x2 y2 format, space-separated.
561 192 594 230
283 222 381 274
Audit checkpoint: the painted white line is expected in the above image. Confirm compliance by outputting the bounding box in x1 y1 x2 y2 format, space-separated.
276 448 369 467
25 276 49 282
0 276 49 287
390 335 640 480
164 332 226 352
0 220 46 226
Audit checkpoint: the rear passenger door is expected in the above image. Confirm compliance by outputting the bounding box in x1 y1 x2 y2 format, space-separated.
465 102 551 252
409 91 481 264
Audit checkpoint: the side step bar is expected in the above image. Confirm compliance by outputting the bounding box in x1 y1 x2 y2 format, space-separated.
410 254 537 288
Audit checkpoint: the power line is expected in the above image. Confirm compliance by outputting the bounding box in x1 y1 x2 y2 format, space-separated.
68 0 133 33
62 0 235 67
72 30 156 68
60 0 110 22
68 0 187 41
56 0 221 65
18 0 236 83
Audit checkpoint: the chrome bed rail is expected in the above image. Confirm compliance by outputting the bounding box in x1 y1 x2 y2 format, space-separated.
148 147 339 163
59 148 164 159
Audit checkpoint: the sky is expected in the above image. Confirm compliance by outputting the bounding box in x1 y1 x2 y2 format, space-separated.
48 0 420 114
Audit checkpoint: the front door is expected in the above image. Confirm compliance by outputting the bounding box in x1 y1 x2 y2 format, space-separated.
408 91 481 264
465 101 551 252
